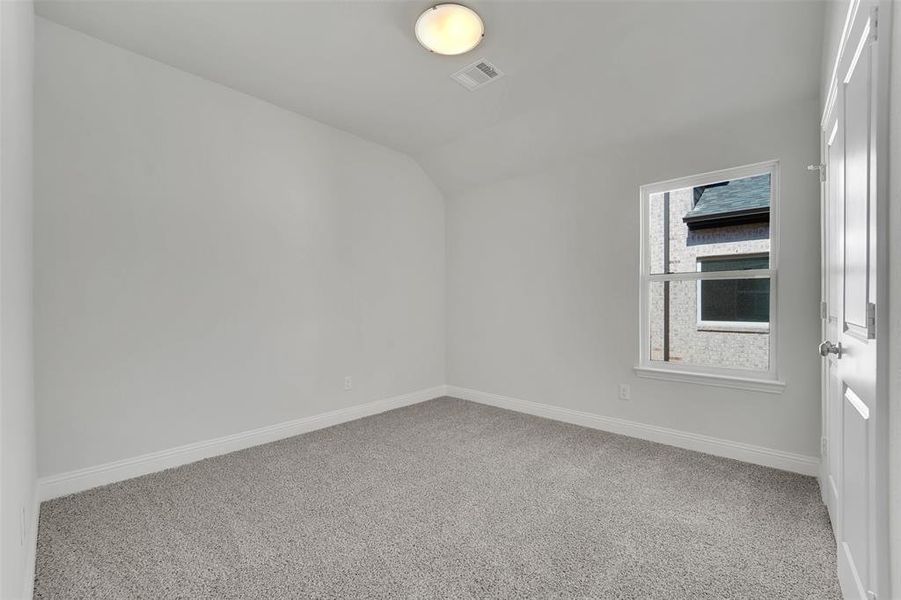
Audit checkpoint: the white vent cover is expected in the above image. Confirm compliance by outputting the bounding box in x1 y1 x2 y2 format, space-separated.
451 59 504 91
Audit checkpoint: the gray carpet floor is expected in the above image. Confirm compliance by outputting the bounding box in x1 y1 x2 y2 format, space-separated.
34 397 841 599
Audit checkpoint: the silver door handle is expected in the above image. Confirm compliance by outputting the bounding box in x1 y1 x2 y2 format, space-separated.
819 340 842 358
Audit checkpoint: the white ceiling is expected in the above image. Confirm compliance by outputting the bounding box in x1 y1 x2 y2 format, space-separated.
35 1 825 195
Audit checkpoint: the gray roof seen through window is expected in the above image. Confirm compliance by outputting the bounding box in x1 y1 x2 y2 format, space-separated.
687 174 771 219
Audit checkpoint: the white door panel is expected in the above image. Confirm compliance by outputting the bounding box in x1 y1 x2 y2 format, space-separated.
842 42 870 334
840 387 870 598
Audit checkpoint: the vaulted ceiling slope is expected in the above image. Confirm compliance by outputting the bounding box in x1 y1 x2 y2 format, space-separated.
35 1 825 196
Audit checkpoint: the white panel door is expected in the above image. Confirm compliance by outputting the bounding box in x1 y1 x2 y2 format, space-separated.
821 12 882 600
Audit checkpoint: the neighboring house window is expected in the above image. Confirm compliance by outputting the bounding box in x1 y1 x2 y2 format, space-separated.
696 254 770 330
637 162 779 388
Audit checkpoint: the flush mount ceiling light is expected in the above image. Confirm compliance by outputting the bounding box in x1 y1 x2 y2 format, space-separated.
415 4 484 56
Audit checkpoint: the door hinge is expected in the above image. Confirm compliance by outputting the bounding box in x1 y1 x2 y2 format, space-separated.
821 437 827 459
820 301 828 320
808 163 826 182
867 302 877 338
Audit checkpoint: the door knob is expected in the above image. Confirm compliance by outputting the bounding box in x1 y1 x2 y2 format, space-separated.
819 340 842 358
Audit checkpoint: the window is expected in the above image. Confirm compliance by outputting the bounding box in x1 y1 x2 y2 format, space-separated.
636 161 782 391
697 254 770 330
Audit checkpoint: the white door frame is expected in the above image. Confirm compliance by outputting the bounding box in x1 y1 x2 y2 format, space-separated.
819 1 892 598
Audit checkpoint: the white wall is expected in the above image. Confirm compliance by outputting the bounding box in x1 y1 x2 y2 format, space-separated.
820 1 849 111
34 19 445 478
0 0 36 597
446 96 822 457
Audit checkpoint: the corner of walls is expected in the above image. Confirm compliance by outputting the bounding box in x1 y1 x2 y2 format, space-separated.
402 154 450 389
1 0 38 597
21 482 39 599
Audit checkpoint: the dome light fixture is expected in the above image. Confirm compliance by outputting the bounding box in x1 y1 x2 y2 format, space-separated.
415 4 484 56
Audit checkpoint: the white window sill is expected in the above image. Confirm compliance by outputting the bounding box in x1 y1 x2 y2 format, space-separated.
633 366 786 394
696 321 770 334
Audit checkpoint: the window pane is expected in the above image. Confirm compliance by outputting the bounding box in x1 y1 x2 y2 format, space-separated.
648 174 771 275
649 279 770 372
700 278 770 323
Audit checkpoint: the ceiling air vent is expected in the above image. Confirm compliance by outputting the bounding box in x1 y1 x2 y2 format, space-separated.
451 59 504 91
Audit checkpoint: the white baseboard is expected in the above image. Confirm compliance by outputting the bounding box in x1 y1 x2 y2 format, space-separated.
38 385 447 502
37 383 818 502
447 385 819 476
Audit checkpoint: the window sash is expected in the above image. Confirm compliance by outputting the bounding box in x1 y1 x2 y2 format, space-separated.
644 274 776 372
647 268 775 283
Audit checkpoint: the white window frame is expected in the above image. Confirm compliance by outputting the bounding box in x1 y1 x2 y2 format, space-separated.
695 254 770 333
634 160 785 393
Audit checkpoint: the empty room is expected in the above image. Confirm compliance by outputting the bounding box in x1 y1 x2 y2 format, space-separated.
1 0 900 598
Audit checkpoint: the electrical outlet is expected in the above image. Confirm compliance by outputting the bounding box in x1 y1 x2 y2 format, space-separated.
618 384 631 401
344 376 353 391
